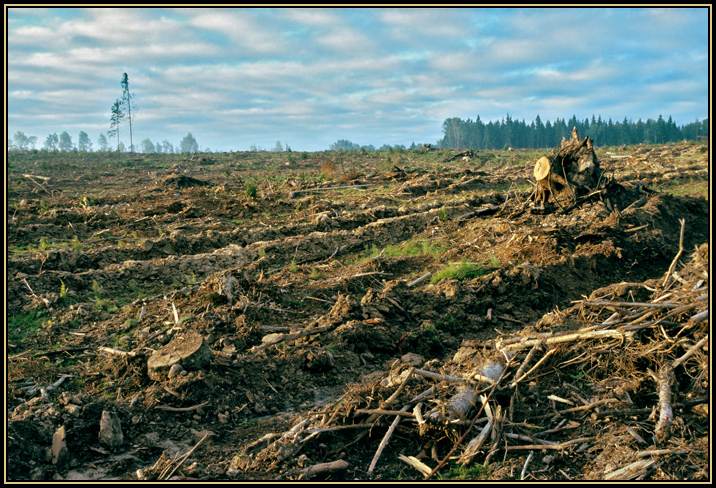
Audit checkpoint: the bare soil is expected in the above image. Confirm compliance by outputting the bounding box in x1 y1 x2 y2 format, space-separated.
5 142 710 481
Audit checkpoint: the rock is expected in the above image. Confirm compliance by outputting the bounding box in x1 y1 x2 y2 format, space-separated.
51 425 69 466
147 330 212 381
400 352 425 367
98 410 124 448
262 333 284 344
167 363 184 379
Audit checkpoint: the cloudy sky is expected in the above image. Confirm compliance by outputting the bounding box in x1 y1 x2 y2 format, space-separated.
7 7 709 152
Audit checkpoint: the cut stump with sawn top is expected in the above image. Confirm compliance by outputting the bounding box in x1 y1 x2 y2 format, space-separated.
147 330 212 381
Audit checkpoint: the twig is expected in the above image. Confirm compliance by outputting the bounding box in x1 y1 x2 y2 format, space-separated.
305 423 374 435
413 369 495 384
662 218 686 289
503 329 632 351
160 432 211 480
155 401 209 412
367 405 410 475
366 381 435 476
356 409 415 418
398 455 432 478
671 335 708 369
383 367 415 406
500 181 515 213
558 397 620 414
22 278 50 307
248 318 338 354
504 436 595 451
511 340 542 387
520 451 534 480
407 272 432 287
290 184 372 194
578 300 683 308
23 174 52 195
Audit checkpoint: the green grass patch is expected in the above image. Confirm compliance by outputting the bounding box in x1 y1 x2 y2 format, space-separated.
356 237 448 263
8 310 48 346
437 462 490 480
431 255 500 283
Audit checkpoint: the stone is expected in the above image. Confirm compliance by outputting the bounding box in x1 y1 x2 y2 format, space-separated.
400 352 425 367
51 425 69 466
167 363 184 379
98 410 124 448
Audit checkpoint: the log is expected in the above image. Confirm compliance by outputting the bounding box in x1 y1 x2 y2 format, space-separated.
301 459 350 480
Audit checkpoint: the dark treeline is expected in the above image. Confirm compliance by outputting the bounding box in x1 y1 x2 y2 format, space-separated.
439 114 709 150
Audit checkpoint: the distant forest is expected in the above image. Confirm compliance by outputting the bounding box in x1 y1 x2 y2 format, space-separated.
438 114 709 150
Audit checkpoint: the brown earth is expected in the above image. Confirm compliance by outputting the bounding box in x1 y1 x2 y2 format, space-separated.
5 141 710 481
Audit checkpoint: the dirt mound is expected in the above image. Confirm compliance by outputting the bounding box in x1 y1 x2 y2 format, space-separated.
159 174 210 189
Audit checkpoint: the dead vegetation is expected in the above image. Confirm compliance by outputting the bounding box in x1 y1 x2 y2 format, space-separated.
5 140 709 481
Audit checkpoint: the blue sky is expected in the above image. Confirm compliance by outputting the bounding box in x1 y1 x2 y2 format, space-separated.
6 7 710 152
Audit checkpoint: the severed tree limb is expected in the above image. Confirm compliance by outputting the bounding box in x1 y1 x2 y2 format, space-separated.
155 401 209 412
511 340 543 387
398 454 432 478
504 436 595 451
426 355 513 480
367 404 409 475
604 459 657 480
688 309 708 324
520 450 534 480
249 321 338 354
650 364 675 444
558 397 620 414
672 335 708 369
363 387 437 472
300 460 350 480
382 367 415 406
99 346 137 357
407 272 432 287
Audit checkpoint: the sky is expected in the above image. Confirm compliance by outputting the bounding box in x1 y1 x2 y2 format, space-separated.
6 6 710 152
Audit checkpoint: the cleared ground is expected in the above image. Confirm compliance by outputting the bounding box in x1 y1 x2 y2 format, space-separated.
6 141 709 481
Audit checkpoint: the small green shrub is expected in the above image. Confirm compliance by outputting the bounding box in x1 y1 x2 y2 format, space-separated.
244 182 258 198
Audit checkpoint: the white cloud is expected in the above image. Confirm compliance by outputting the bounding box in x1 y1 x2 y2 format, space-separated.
188 9 288 55
6 7 709 151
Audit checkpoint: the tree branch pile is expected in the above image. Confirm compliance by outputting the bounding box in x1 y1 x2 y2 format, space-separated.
227 242 708 481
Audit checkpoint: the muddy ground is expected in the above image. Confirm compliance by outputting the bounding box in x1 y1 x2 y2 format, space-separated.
5 141 710 481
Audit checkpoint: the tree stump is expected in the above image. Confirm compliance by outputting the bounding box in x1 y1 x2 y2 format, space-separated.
147 330 212 381
533 127 601 211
